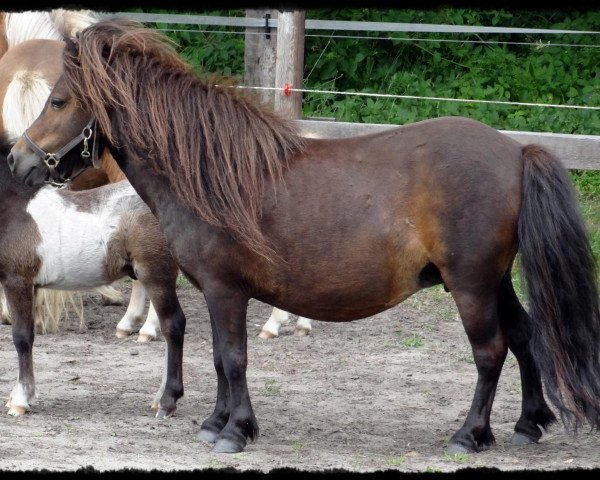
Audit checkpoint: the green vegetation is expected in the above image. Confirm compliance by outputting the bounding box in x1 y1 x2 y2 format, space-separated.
403 334 424 348
386 455 407 467
292 440 304 453
262 379 282 396
444 452 472 464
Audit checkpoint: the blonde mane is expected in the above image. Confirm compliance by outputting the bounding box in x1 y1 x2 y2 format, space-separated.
3 69 51 141
3 9 98 48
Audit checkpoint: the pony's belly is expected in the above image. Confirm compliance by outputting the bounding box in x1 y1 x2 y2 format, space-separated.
26 188 110 290
33 235 109 289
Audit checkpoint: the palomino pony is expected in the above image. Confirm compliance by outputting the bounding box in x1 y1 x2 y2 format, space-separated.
0 31 312 340
10 20 600 455
0 137 184 418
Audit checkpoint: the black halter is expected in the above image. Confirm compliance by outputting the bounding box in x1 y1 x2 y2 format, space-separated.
21 118 100 187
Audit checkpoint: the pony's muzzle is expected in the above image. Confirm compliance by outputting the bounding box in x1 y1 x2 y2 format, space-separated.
6 152 15 171
7 143 48 187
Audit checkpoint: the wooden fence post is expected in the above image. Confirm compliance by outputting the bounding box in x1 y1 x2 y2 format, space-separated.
274 10 305 119
244 9 278 109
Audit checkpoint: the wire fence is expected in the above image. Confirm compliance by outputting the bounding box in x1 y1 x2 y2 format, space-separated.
115 11 600 123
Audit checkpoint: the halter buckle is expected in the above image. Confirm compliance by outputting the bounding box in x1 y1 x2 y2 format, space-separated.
44 153 59 168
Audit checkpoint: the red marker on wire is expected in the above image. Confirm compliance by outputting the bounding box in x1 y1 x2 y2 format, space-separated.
283 83 291 96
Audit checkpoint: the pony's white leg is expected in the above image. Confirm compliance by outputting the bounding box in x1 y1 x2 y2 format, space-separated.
0 287 11 325
294 316 312 337
115 280 146 338
6 381 34 416
137 301 160 343
259 307 289 339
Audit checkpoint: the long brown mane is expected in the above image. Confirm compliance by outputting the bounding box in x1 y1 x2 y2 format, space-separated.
63 18 305 260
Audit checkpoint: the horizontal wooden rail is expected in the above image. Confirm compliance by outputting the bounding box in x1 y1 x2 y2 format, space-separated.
295 119 600 170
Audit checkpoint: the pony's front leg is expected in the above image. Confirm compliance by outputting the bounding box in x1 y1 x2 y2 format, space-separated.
115 280 147 338
199 287 258 453
3 279 35 416
143 282 185 417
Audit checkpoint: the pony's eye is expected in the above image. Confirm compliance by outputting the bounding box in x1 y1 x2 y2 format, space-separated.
50 98 66 109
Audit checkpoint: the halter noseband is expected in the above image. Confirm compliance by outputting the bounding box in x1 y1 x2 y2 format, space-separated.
22 117 100 187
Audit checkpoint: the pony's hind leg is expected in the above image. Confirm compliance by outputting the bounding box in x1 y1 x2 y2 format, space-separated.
3 278 35 416
497 273 556 444
115 280 147 338
259 308 312 338
0 286 11 324
294 316 312 336
447 286 508 453
137 301 160 343
259 307 288 339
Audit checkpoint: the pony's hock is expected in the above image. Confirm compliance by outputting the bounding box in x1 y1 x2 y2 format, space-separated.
9 18 600 454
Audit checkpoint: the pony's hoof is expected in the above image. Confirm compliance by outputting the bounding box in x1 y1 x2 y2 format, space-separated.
1 315 11 325
7 402 28 416
258 330 276 340
115 328 131 339
446 441 475 454
511 432 538 446
294 327 310 337
213 438 243 453
155 406 175 419
136 333 155 343
197 429 219 444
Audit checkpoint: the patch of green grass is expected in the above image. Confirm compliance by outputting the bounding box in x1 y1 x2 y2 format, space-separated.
263 379 281 396
403 335 424 348
428 284 447 302
386 456 406 467
425 466 442 473
176 274 193 289
444 452 471 464
459 349 475 364
292 440 304 452
206 457 223 469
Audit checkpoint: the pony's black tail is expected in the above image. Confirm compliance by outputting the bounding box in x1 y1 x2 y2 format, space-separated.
518 144 600 430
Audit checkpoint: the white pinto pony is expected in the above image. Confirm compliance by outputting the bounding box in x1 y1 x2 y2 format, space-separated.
0 9 161 339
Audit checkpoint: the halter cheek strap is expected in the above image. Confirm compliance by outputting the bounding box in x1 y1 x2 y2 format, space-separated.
21 117 99 187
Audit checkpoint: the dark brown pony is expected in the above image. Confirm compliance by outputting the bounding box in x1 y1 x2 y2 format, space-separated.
8 19 600 454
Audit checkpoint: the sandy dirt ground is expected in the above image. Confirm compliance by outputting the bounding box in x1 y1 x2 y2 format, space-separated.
0 280 599 474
